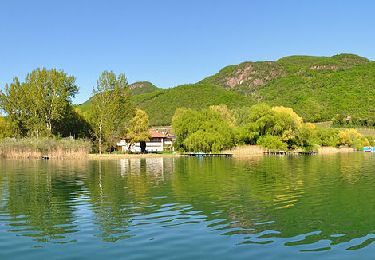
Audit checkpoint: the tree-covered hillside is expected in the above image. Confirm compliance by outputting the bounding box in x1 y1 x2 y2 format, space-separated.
79 54 375 126
133 84 253 125
199 53 374 123
259 62 375 122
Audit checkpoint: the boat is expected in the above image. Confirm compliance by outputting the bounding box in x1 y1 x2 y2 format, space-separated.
363 147 375 152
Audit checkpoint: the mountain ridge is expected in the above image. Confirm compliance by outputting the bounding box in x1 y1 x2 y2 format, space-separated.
79 54 375 126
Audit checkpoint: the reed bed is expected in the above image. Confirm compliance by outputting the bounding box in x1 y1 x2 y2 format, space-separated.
317 147 356 154
224 145 357 158
0 137 91 159
223 145 266 157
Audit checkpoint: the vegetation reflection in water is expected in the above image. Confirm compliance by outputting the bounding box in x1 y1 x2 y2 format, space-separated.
1 154 375 259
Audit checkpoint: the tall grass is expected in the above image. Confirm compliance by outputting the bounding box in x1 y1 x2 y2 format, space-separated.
222 145 265 157
0 137 91 159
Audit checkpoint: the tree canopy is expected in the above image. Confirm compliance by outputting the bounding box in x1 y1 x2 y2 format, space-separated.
89 71 133 153
125 109 150 151
0 68 78 137
172 104 371 153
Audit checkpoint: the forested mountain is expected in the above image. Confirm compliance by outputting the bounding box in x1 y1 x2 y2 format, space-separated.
80 54 375 126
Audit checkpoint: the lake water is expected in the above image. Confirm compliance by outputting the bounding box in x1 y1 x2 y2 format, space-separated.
0 153 375 259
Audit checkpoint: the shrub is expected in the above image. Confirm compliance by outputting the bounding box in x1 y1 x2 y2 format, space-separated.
257 135 288 151
338 129 369 148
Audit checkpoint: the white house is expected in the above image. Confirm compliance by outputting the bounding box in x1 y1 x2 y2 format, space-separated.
117 129 174 153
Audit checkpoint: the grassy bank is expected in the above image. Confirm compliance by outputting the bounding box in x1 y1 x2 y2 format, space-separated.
0 138 91 159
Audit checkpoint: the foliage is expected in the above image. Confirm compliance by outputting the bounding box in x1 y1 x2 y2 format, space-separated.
172 108 235 152
209 105 236 126
0 68 78 137
338 129 369 148
293 123 318 151
125 109 150 148
235 104 302 146
257 135 288 151
0 116 14 139
201 54 373 124
54 107 92 138
89 71 133 153
315 128 340 147
333 113 375 128
172 102 372 153
82 83 254 126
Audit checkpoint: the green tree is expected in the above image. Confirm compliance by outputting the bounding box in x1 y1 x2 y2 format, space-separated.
315 128 340 147
172 108 201 150
209 104 236 126
0 116 14 139
293 123 318 151
257 135 288 151
0 68 78 137
53 107 92 138
338 129 369 148
90 71 133 154
125 109 150 152
172 108 235 152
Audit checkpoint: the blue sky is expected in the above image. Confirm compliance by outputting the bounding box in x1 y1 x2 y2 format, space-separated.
1 0 374 103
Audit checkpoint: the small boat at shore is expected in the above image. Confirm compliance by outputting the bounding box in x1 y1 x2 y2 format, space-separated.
363 147 375 152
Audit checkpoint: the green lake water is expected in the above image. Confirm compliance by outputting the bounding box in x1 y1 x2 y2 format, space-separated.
1 153 375 259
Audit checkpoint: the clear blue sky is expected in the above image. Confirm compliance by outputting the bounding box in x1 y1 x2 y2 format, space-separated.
1 0 374 104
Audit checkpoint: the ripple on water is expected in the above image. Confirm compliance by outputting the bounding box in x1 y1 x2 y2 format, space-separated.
0 154 375 259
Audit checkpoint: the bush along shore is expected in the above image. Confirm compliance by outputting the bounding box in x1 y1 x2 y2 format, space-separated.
172 104 374 154
0 138 91 159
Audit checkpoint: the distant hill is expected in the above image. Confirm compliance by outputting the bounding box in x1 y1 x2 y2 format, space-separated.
128 81 159 95
79 54 375 126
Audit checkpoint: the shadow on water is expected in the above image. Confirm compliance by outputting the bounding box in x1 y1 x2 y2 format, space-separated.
1 153 375 258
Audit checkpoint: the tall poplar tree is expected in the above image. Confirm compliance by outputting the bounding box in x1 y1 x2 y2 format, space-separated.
90 71 133 154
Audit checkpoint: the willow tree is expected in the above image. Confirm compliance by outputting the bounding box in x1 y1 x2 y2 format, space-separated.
0 68 78 137
90 71 133 154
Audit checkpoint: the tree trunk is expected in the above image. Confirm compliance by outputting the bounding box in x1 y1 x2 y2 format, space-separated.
140 141 146 153
99 136 102 154
99 123 102 154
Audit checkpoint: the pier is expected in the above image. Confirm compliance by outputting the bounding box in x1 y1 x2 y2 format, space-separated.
184 153 233 157
263 151 317 156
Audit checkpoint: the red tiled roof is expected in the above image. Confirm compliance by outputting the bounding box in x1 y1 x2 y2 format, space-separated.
149 129 166 138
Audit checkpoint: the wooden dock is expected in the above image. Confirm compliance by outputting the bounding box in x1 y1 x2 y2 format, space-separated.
263 151 317 156
184 153 233 157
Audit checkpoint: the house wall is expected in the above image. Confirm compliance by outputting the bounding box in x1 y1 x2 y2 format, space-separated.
117 139 164 153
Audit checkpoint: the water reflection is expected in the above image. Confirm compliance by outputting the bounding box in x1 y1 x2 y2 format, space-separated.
0 154 375 258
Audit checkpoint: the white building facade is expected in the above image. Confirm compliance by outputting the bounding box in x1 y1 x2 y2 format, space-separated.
117 130 174 153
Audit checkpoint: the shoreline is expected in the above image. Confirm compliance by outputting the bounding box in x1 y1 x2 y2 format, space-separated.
0 146 361 160
87 153 181 160
223 145 358 158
